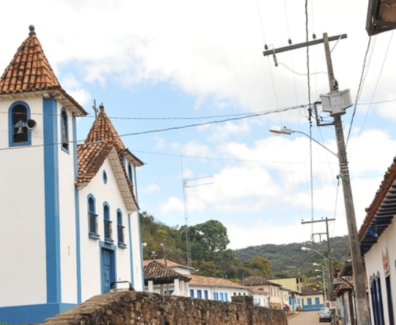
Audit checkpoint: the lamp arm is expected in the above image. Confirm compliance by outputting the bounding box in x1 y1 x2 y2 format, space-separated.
292 130 338 157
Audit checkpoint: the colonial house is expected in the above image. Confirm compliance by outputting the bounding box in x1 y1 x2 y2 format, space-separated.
334 261 355 325
240 276 283 309
359 156 396 325
270 277 303 311
144 260 253 302
301 287 324 311
0 26 144 324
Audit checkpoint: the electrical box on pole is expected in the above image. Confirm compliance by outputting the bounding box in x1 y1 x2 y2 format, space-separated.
320 89 352 116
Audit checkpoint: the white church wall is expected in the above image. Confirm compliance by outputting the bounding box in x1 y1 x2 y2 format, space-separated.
0 97 47 306
78 157 134 301
57 104 78 304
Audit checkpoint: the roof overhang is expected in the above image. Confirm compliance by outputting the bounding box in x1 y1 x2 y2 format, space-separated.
366 0 396 36
360 180 396 255
0 89 87 116
123 149 144 167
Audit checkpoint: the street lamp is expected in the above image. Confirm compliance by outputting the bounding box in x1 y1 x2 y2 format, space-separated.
269 126 338 157
302 247 333 305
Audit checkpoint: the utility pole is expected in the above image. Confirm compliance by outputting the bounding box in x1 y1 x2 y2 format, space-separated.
264 33 370 324
302 217 335 302
323 33 370 325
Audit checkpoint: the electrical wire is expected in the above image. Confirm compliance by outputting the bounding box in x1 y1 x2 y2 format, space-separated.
346 36 372 146
278 62 328 77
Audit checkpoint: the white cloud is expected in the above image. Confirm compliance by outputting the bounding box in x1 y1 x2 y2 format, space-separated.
161 197 184 213
140 183 160 194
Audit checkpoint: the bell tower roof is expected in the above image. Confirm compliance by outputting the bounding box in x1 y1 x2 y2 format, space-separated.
0 25 87 116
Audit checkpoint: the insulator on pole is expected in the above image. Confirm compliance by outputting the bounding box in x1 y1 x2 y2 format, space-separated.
288 39 292 45
313 33 317 39
264 44 268 50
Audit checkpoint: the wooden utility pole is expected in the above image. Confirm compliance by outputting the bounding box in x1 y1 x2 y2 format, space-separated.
302 218 335 302
323 33 370 325
264 33 371 324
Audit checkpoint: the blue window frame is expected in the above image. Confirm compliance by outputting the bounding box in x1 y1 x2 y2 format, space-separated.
315 297 320 305
214 292 218 300
204 290 208 299
103 202 113 243
307 298 312 305
190 289 194 298
60 108 69 153
9 101 32 147
128 163 133 183
88 195 99 239
117 209 126 248
224 293 228 301
220 293 224 301
103 170 108 184
197 290 202 298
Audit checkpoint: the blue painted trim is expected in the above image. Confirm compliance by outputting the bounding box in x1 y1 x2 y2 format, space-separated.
73 114 82 304
0 303 77 324
43 97 61 303
103 170 108 184
60 107 69 154
128 214 134 287
87 193 96 213
99 241 117 293
103 201 110 219
8 101 32 147
88 194 99 239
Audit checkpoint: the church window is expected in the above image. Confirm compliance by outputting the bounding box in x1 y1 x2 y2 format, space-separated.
128 163 133 184
88 195 99 239
103 170 108 184
104 203 113 243
117 209 126 248
9 102 31 147
60 108 69 152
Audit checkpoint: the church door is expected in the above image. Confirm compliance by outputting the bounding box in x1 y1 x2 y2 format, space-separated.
101 248 115 294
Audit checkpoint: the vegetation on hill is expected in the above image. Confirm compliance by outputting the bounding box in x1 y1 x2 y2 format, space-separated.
140 211 350 281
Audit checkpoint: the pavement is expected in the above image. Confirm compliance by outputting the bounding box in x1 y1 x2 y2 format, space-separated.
287 311 331 325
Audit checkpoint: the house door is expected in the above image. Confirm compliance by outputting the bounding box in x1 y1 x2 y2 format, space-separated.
101 248 115 294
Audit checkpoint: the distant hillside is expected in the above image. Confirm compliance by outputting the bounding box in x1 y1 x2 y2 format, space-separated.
233 236 350 277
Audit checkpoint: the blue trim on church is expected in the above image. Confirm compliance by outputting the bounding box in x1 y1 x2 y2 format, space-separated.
0 303 77 324
43 97 61 303
73 113 82 303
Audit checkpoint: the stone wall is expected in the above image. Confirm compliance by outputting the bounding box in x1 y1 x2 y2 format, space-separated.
42 290 287 325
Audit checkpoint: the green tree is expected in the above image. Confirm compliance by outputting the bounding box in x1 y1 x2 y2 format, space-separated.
243 255 273 278
196 261 224 278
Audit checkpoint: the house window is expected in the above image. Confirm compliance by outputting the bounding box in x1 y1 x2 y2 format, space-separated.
224 293 228 301
220 293 224 301
88 195 99 239
9 102 31 147
60 108 69 152
190 289 194 298
204 290 208 299
214 292 219 300
103 203 113 243
128 163 133 183
315 297 320 305
117 209 126 248
307 298 312 305
197 290 202 298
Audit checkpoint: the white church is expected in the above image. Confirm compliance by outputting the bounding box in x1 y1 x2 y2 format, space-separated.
0 26 145 324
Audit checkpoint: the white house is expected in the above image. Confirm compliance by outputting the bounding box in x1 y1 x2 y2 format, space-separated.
144 259 253 302
359 156 396 325
0 26 144 324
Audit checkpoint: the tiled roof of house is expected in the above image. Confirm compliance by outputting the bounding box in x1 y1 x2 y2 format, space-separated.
359 156 396 254
0 25 86 116
144 260 191 285
301 287 322 296
239 276 282 287
142 259 194 269
189 275 246 288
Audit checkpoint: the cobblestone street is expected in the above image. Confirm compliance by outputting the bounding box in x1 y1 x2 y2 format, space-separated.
288 311 330 325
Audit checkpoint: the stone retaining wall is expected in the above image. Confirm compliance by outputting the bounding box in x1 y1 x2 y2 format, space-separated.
42 290 287 325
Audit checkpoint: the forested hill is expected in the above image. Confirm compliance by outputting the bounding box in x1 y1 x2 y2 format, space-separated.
233 236 350 277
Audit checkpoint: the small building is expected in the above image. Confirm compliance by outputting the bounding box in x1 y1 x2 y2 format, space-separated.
250 288 270 307
240 276 283 309
301 287 324 311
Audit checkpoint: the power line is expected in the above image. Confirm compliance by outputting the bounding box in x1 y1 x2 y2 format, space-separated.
346 36 372 146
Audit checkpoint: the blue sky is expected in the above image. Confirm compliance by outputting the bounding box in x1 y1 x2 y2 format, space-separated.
1 0 396 249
